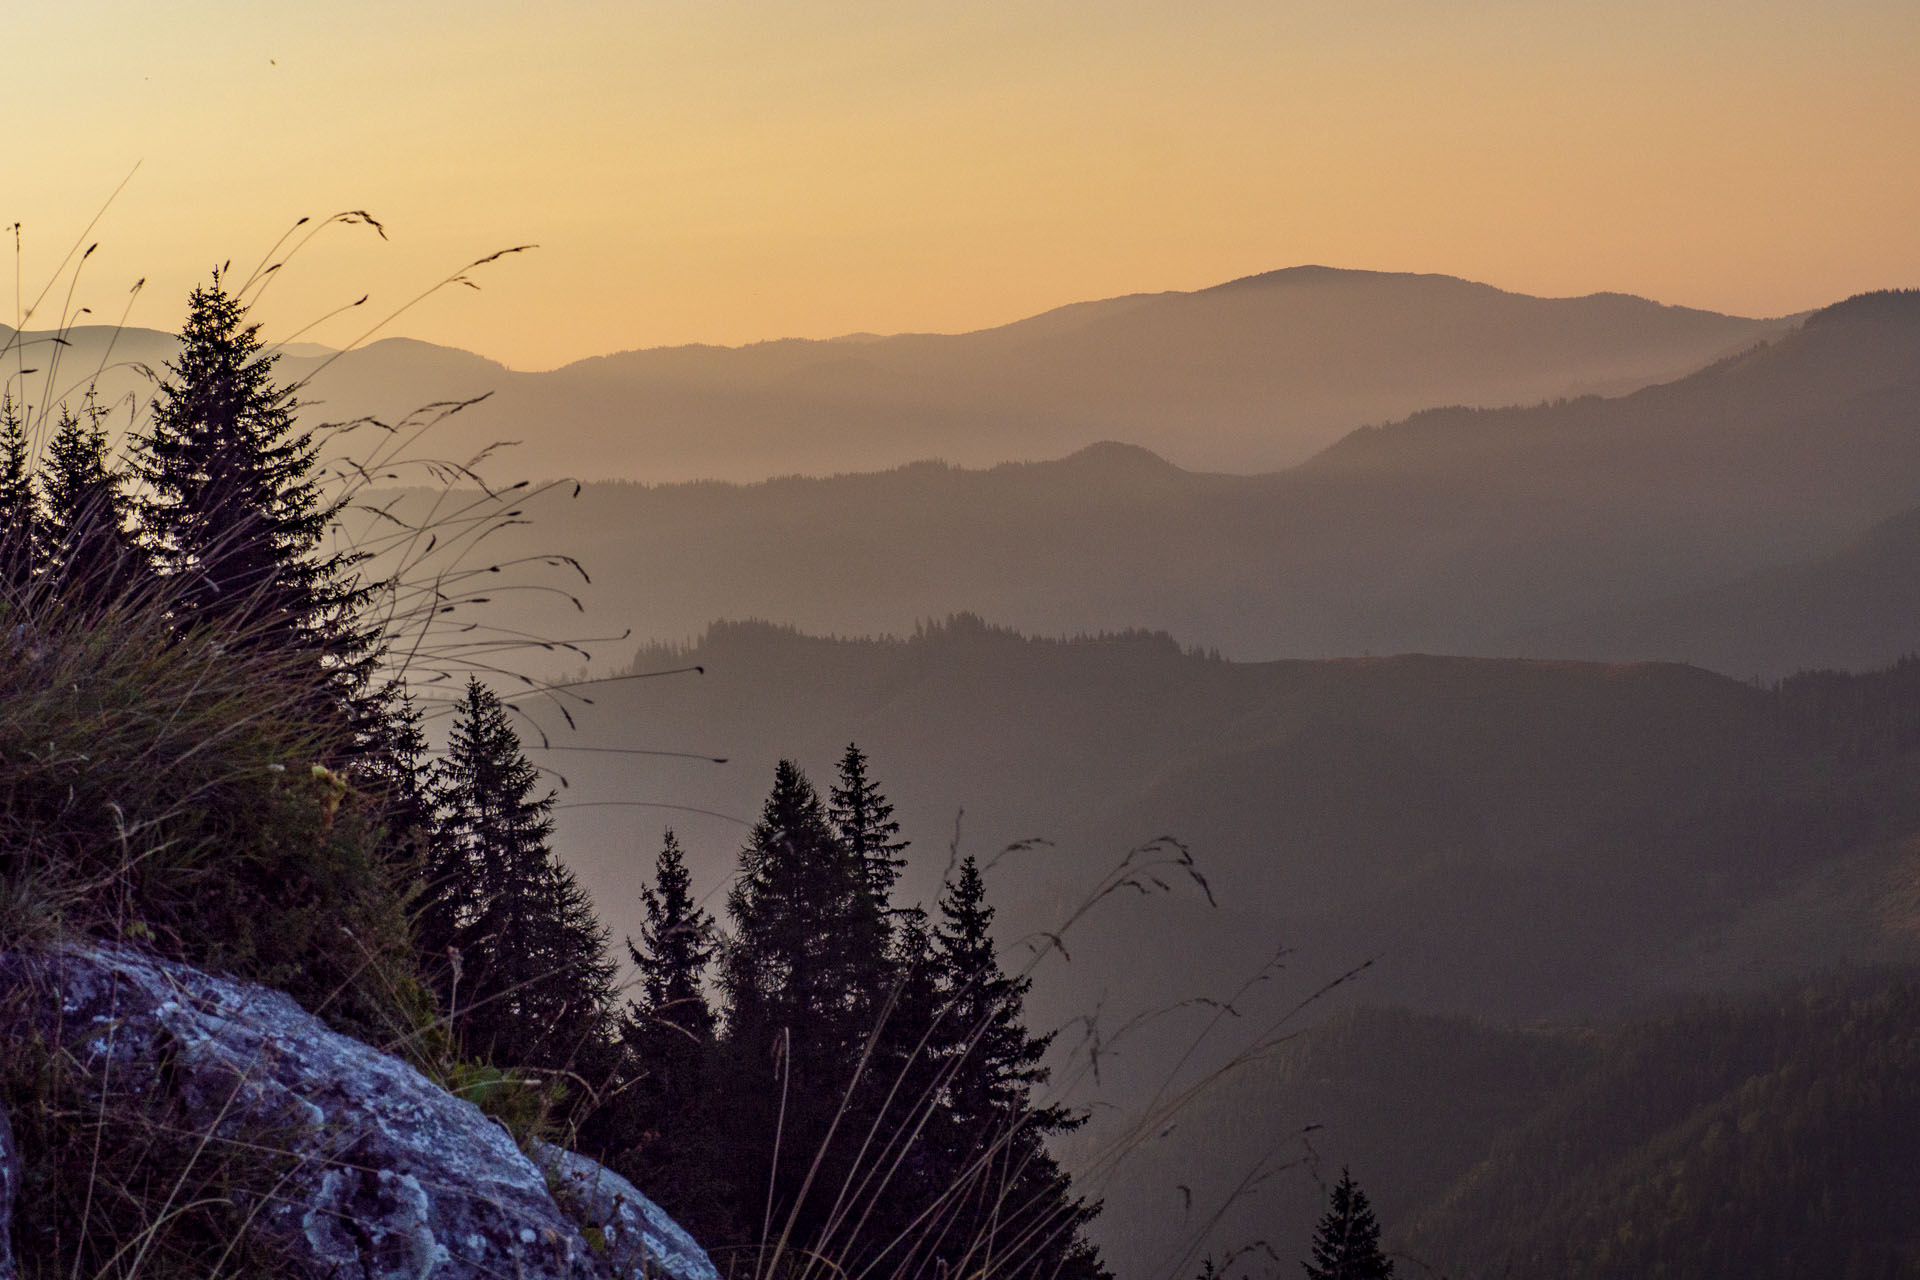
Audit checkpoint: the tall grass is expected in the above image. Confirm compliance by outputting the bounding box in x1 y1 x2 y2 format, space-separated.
0 214 612 1277
0 215 1349 1280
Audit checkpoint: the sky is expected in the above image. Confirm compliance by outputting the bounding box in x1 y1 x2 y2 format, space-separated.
6 0 1918 370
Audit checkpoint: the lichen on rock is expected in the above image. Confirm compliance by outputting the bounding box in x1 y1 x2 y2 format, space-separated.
0 942 717 1280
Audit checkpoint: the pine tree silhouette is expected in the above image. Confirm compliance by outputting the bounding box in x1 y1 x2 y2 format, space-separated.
0 394 34 597
1304 1168 1394 1280
629 829 718 1044
830 742 908 903
716 759 897 1257
133 273 375 739
424 677 614 1071
927 855 1107 1280
39 401 149 613
603 829 726 1240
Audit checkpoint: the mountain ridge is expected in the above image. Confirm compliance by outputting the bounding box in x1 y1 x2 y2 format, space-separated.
365 291 1920 679
11 265 1789 482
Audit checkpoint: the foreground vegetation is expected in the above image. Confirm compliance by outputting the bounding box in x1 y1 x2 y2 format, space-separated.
0 269 1109 1279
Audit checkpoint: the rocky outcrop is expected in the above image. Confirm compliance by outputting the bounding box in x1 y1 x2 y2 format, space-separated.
0 942 719 1280
533 1141 718 1280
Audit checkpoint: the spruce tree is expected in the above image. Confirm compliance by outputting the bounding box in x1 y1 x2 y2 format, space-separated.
132 274 375 737
830 742 908 903
723 760 889 1052
863 904 951 1235
605 829 725 1239
361 689 437 872
629 829 717 1045
716 759 897 1256
425 677 616 1072
928 855 1106 1280
1303 1169 1394 1280
0 393 34 598
38 401 149 613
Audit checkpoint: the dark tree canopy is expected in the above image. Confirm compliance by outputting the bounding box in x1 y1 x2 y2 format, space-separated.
722 759 890 1049
0 395 34 597
1304 1169 1394 1280
924 854 1106 1280
423 677 615 1072
39 402 149 613
629 829 717 1046
598 829 726 1242
133 274 375 736
830 742 908 903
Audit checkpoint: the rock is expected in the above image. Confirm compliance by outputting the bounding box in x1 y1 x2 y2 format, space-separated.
533 1141 721 1280
0 942 718 1280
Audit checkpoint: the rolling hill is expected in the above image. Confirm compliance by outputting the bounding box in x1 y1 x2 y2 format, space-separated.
531 618 1920 1040
4 266 1782 482
518 618 1920 1279
369 290 1920 678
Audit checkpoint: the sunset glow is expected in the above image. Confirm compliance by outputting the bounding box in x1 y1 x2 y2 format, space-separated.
10 0 1919 368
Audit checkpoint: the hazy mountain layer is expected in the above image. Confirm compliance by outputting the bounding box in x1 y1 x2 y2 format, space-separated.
536 619 1920 1040
375 291 1920 679
1498 500 1920 677
4 266 1782 482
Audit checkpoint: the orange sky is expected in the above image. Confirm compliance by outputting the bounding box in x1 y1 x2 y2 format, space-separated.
9 1 1919 369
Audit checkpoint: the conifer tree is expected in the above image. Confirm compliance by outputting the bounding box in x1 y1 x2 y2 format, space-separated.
864 903 952 1228
717 759 897 1253
723 760 889 1052
928 855 1106 1280
132 274 375 736
629 829 717 1045
39 401 149 613
830 742 908 903
1303 1169 1394 1280
0 393 36 597
361 689 437 871
425 677 615 1071
605 830 725 1238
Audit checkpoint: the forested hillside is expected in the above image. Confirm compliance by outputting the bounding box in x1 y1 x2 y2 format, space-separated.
1082 974 1920 1280
0 280 1115 1280
543 617 1920 1055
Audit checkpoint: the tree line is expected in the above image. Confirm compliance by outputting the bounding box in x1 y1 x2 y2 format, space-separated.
397 680 1108 1280
0 273 1106 1280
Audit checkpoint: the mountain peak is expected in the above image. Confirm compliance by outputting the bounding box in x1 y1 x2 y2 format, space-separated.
1804 289 1920 329
1059 440 1178 471
1199 265 1444 294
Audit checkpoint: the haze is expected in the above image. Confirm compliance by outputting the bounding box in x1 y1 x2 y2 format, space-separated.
10 0 1919 368
11 4 1920 1276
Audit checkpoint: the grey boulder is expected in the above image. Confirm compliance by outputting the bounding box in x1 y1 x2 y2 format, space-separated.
0 941 720 1280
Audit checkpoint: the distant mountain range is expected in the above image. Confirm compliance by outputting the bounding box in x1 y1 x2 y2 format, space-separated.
4 266 1784 480
368 289 1920 680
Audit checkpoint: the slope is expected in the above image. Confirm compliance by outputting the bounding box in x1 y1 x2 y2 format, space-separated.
538 618 1920 1051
